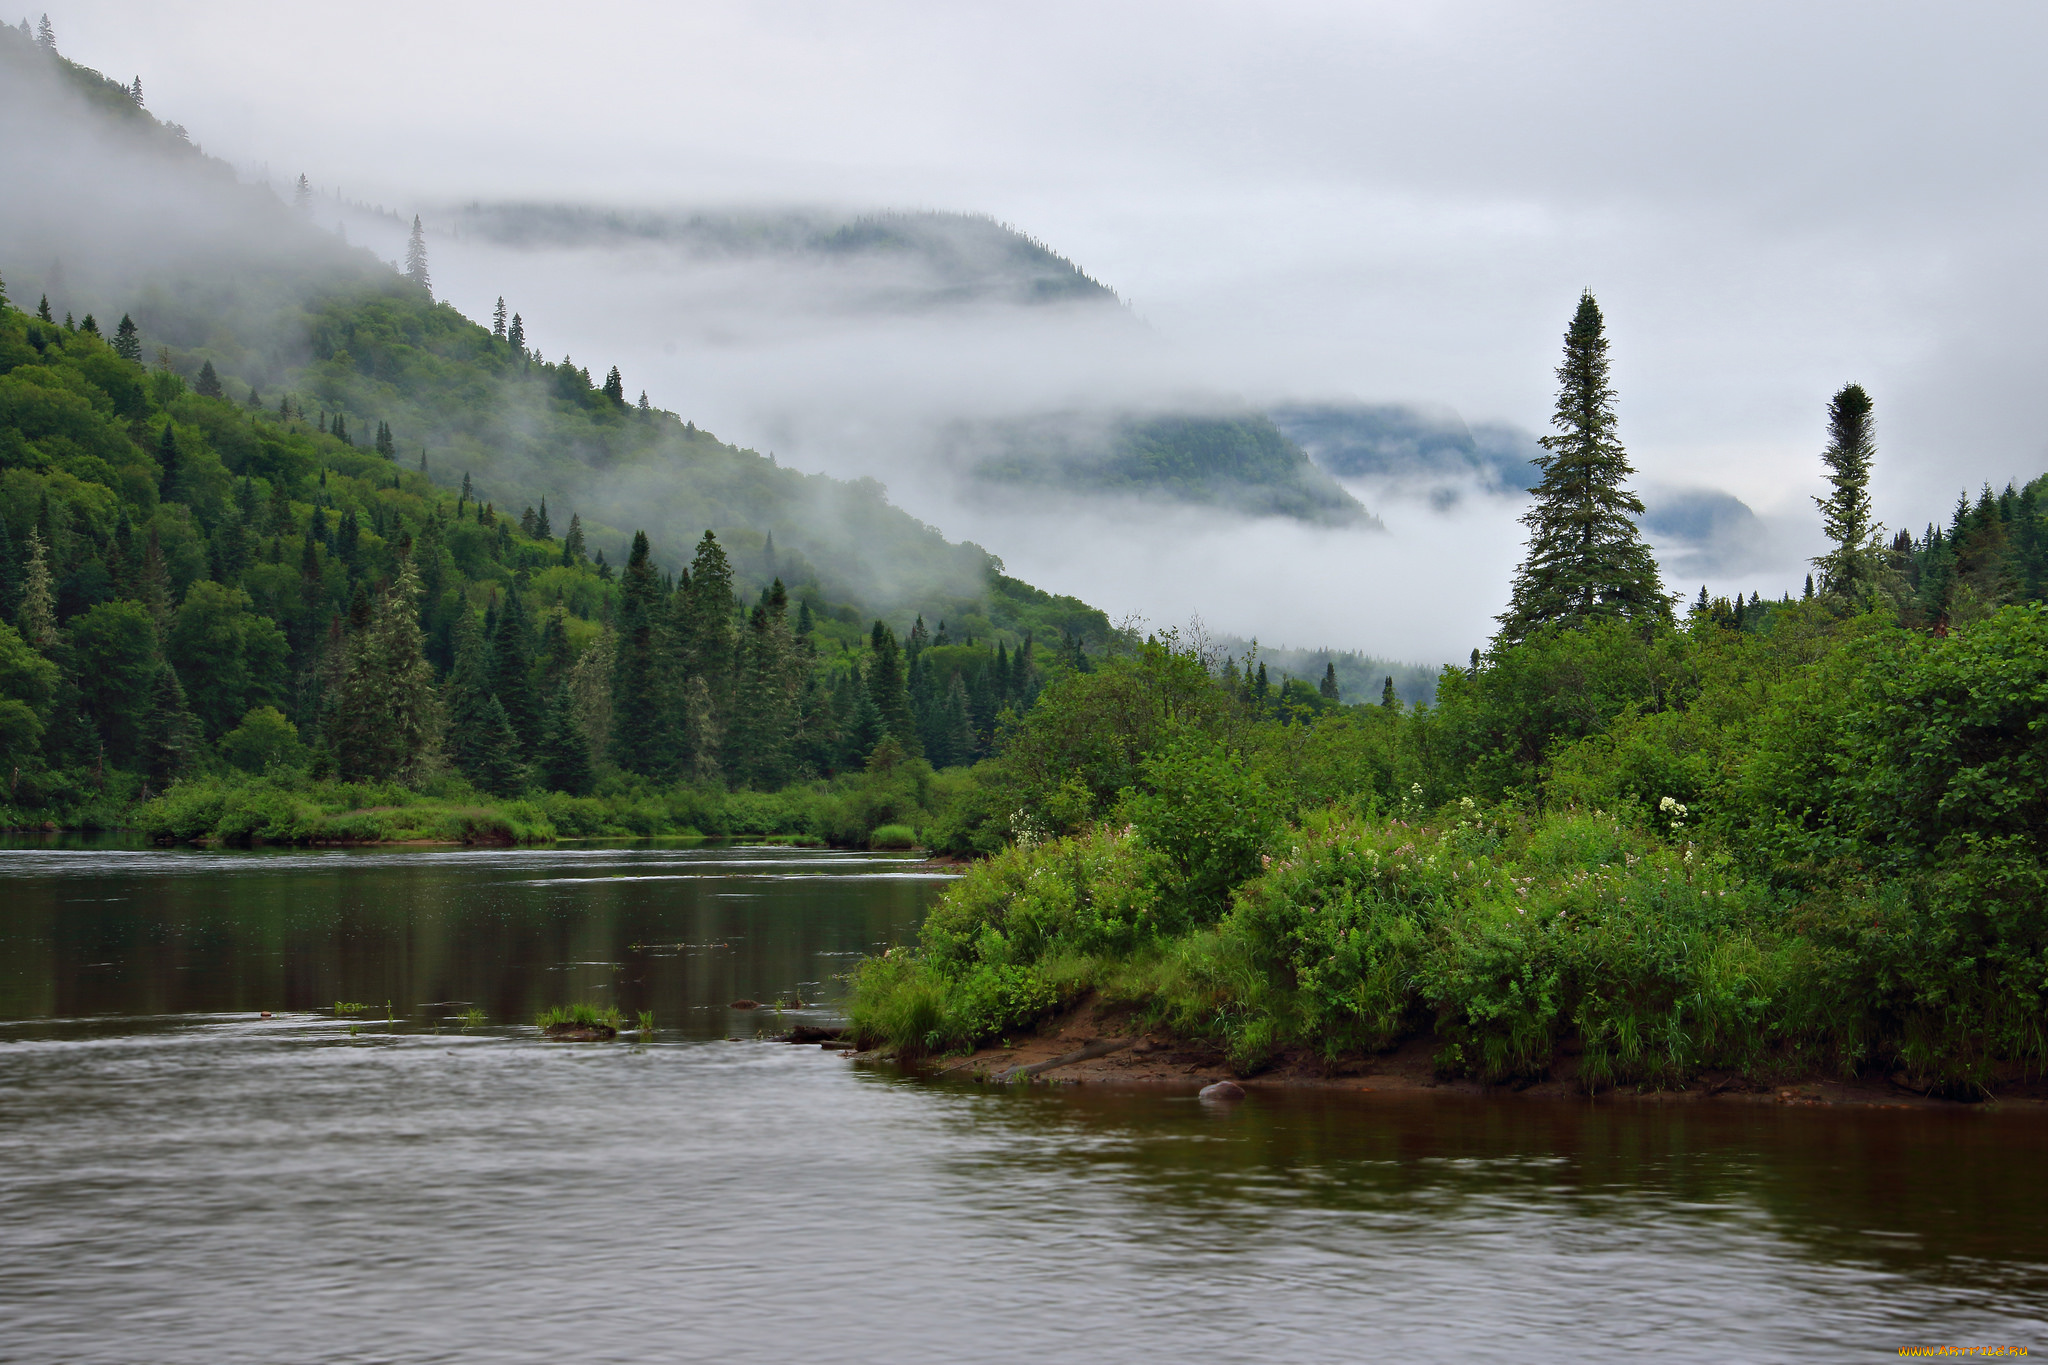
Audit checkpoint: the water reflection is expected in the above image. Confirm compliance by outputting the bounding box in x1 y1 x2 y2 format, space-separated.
0 843 2043 1363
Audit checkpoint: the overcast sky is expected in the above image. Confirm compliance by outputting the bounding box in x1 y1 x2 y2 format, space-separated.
39 0 2048 649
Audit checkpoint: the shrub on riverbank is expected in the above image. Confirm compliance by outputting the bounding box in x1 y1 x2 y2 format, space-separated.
850 605 2048 1091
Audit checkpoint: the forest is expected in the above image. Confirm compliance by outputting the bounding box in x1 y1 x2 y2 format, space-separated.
847 293 2048 1094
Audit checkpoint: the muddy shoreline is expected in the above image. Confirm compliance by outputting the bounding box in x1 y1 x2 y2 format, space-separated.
839 999 2048 1111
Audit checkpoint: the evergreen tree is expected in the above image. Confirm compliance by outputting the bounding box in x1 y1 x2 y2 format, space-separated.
140 662 197 788
79 313 98 336
838 667 884 768
374 419 395 459
328 555 442 783
489 586 540 748
36 295 53 322
1813 382 1881 604
1319 661 1339 702
35 13 52 50
404 216 432 295
508 313 524 351
1381 676 1398 708
492 297 507 338
680 530 737 766
602 366 625 405
610 531 674 776
561 513 584 564
195 360 223 399
865 620 921 757
18 529 55 649
536 686 593 795
113 314 140 361
1498 291 1668 640
293 174 313 214
536 498 551 539
444 611 524 793
128 75 143 107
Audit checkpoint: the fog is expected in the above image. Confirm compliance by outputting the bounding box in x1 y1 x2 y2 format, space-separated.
31 1 2048 659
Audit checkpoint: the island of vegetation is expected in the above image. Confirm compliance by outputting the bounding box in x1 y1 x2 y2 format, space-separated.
846 294 2048 1100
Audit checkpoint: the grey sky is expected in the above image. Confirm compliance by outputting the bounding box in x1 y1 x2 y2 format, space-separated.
42 0 2048 652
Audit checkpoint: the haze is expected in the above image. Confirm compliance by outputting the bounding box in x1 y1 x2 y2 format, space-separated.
36 0 2048 661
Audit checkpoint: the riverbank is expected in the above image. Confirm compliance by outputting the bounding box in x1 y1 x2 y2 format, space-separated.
889 996 2048 1110
5 761 963 849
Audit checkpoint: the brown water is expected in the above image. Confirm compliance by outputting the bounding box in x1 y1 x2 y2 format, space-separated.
1 842 2043 1363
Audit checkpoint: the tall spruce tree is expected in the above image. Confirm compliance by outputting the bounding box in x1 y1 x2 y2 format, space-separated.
404 216 432 295
489 586 540 748
610 531 674 776
444 611 524 793
535 686 593 795
1813 382 1880 604
1319 661 1339 702
113 314 140 361
1498 291 1668 640
329 555 442 782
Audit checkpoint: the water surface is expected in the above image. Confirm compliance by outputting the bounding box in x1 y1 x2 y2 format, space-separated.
1 843 2042 1363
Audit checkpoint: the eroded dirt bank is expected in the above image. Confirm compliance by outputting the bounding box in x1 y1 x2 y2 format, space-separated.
845 998 2048 1110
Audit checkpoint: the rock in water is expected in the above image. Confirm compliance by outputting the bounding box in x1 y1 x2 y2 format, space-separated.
730 999 760 1010
543 1022 617 1042
1199 1081 1246 1102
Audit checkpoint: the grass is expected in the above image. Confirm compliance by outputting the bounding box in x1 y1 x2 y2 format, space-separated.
461 1007 487 1029
869 823 920 850
536 1002 624 1030
636 1009 655 1034
333 1000 368 1014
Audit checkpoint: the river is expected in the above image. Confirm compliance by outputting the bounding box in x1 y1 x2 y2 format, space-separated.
1 842 2042 1363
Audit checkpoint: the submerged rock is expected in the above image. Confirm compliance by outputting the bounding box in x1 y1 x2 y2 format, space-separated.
1199 1081 1246 1102
730 999 760 1010
787 1025 845 1044
543 1022 618 1041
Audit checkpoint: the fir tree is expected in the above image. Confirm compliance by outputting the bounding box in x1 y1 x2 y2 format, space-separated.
610 531 674 776
36 295 53 322
374 419 395 459
78 313 98 336
128 76 143 107
602 366 625 405
536 686 593 795
865 621 921 757
195 360 223 398
489 586 540 748
508 312 524 352
1381 676 1398 708
140 663 197 787
536 498 551 539
35 13 52 50
404 216 432 294
18 529 55 649
1812 382 1881 604
293 174 313 214
444 611 523 793
492 297 507 338
561 513 584 564
328 555 443 783
1498 291 1668 640
1319 662 1339 702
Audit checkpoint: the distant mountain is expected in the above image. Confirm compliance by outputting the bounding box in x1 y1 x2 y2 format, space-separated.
1271 402 1543 506
446 205 1120 313
0 30 1115 642
961 410 1378 527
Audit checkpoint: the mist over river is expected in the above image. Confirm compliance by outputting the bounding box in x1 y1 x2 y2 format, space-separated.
1 843 2042 1363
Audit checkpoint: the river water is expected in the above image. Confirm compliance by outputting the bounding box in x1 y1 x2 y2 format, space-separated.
1 842 2042 1364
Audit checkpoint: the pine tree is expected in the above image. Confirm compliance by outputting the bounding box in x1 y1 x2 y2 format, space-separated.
328 555 443 783
1812 382 1881 604
79 313 98 336
1381 676 1398 708
839 668 884 768
865 621 921 757
1498 291 1668 640
1319 662 1339 702
536 498 551 539
561 513 585 564
602 366 625 405
374 419 395 458
404 216 431 294
508 313 525 352
128 76 143 107
195 360 222 398
536 686 593 795
492 297 507 338
36 13 53 50
293 174 313 214
18 529 55 649
36 295 53 322
681 530 737 767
